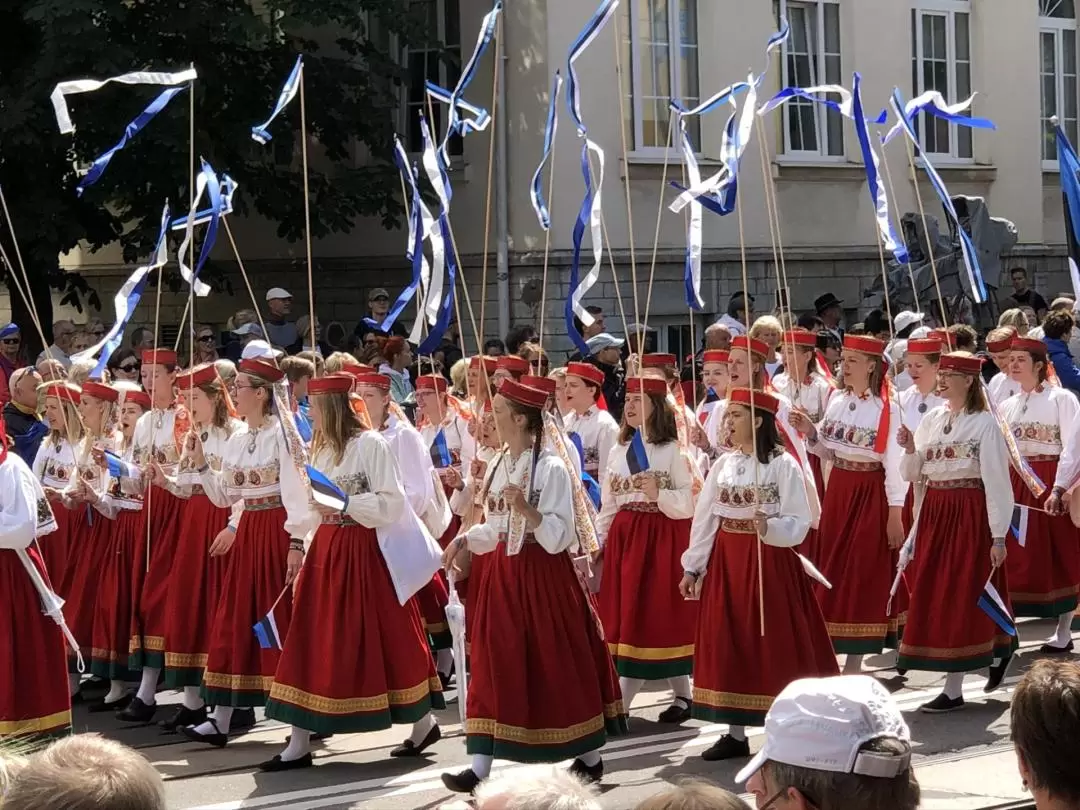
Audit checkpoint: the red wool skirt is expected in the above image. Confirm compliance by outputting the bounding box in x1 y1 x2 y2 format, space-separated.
39 502 87 598
692 525 838 725
466 541 628 762
799 455 828 563
266 519 445 734
816 464 908 655
0 549 71 744
1007 461 1080 618
898 483 1017 672
60 505 112 673
900 487 920 588
163 493 230 688
413 574 452 650
598 506 697 679
128 485 184 670
90 509 142 680
201 505 293 708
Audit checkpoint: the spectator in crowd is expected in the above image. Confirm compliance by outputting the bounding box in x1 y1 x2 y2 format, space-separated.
107 348 141 383
68 357 97 385
87 318 106 343
295 314 331 357
586 331 626 421
716 292 752 337
0 323 24 404
703 323 732 352
573 305 607 341
215 359 238 398
227 322 266 363
193 323 219 365
625 322 658 356
263 287 299 348
505 324 538 356
437 320 464 375
295 350 324 377
1 735 166 810
1007 266 1049 322
739 675 919 810
863 309 890 341
1011 659 1080 809
69 329 92 355
749 315 784 377
380 336 415 404
1028 297 1080 351
814 293 845 343
796 312 825 333
637 782 751 810
519 341 549 376
1041 309 1080 395
449 358 468 397
816 329 842 372
470 765 601 810
483 338 506 356
998 307 1032 336
946 323 978 352
4 367 46 466
357 287 407 338
37 319 76 368
129 326 155 352
35 357 66 382
241 338 283 362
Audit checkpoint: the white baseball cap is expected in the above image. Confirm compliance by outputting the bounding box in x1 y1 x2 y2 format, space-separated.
893 310 924 333
241 339 284 361
266 287 292 301
735 675 911 784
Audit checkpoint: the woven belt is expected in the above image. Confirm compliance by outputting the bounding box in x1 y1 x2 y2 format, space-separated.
188 484 205 496
244 495 283 512
496 531 537 545
322 513 359 526
927 478 983 490
720 518 756 535
1024 454 1059 463
620 502 660 514
832 458 882 472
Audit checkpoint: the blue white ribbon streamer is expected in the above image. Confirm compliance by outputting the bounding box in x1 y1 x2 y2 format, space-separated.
881 90 994 147
71 204 171 376
251 56 303 145
50 68 197 135
676 117 705 310
1055 125 1080 300
889 89 988 303
530 71 563 231
417 116 458 356
564 0 620 354
169 174 237 230
176 160 225 297
76 86 189 196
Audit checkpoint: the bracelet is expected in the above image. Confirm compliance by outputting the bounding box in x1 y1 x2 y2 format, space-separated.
289 540 305 552
1053 486 1066 497
992 538 1006 548
225 524 237 534
684 570 700 580
196 464 209 474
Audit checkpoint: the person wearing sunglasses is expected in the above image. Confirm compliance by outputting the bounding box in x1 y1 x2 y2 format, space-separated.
193 325 219 365
35 320 76 369
107 349 141 384
0 323 24 406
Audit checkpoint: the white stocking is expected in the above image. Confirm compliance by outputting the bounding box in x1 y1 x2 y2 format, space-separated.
104 680 125 703
470 753 493 779
436 649 454 676
843 654 863 674
668 675 692 702
192 705 233 736
943 672 964 700
729 724 747 741
408 713 437 745
618 676 645 707
280 727 311 762
1049 611 1073 647
135 667 159 705
182 686 205 711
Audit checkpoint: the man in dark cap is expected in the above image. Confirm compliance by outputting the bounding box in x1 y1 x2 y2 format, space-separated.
814 292 845 344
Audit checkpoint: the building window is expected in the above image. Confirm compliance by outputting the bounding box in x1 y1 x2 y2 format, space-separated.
621 0 701 152
911 2 972 160
405 0 463 156
776 0 843 158
1040 0 1078 165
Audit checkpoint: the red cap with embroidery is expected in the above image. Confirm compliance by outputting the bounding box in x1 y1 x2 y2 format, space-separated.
842 334 887 356
905 338 944 356
238 358 285 383
728 387 780 415
730 335 769 359
123 389 152 410
496 356 529 376
497 379 549 409
353 373 392 390
341 363 376 378
566 362 605 387
43 381 80 404
469 355 499 374
81 381 119 403
415 374 448 393
782 330 818 349
641 353 677 368
142 349 177 366
1010 337 1048 356
939 353 984 376
625 376 668 397
308 374 355 395
702 350 730 365
175 364 219 390
520 375 556 395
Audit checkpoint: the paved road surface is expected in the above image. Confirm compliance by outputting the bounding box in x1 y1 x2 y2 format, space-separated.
71 619 1063 809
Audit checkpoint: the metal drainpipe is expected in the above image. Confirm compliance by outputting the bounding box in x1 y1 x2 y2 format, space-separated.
495 21 511 341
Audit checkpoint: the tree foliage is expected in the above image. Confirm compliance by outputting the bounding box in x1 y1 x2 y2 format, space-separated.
0 0 424 352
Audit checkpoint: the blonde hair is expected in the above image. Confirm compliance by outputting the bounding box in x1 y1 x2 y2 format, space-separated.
986 325 1017 346
998 307 1031 334
472 764 600 810
635 782 751 810
449 358 468 396
324 351 355 374
280 355 316 385
311 390 366 466
749 315 783 339
945 351 989 413
214 359 237 384
1 735 165 810
44 395 84 445
67 357 100 386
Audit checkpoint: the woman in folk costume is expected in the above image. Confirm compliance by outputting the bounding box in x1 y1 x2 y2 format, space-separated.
180 358 312 747
0 416 72 744
493 354 529 385
157 364 244 732
681 388 837 762
999 336 1080 651
32 381 85 603
550 367 573 419
262 375 444 771
640 353 697 445
354 372 454 681
87 385 150 711
690 351 729 472
563 362 620 487
895 352 1017 712
595 376 698 723
789 334 908 672
121 349 185 722
60 381 120 698
440 379 628 794
985 326 1019 406
416 372 476 550
467 355 498 406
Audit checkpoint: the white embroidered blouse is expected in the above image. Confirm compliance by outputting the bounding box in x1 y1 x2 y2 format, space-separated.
419 410 476 474
33 435 78 494
771 372 834 424
381 415 435 520
987 372 1017 407
898 386 946 433
132 407 182 477
563 405 619 483
900 406 1014 539
681 449 812 576
999 384 1080 491
308 432 405 529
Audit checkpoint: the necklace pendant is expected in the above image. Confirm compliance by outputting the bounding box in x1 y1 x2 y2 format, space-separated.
943 424 952 435
200 431 209 443
1021 405 1028 415
918 403 927 414
848 401 856 412
736 465 745 476
247 431 258 454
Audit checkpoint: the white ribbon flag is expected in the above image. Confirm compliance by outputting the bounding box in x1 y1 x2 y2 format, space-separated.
51 68 198 134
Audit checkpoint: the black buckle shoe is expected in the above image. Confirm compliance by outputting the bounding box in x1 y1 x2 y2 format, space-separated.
701 734 750 762
160 705 207 733
390 723 441 757
985 656 1012 693
441 768 482 794
259 753 313 772
920 693 965 714
657 698 691 724
116 696 157 723
568 757 604 784
88 693 132 714
179 719 228 748
1039 639 1075 655
231 707 257 730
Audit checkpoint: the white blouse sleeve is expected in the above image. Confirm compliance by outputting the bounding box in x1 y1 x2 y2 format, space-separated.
199 438 238 509
761 454 812 548
276 426 315 540
532 455 575 554
345 434 406 528
656 447 697 520
399 428 436 517
0 459 42 550
978 415 1015 540
593 469 618 548
1054 390 1080 492
450 477 474 516
597 418 619 487
31 442 47 480
900 415 931 483
682 460 722 576
883 400 908 507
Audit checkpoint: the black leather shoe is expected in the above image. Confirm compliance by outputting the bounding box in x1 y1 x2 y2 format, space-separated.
985 656 1012 693
438 669 454 691
160 705 207 733
920 694 965 714
701 734 750 761
180 719 228 748
657 698 691 723
116 696 156 723
88 693 132 714
1039 640 1075 655
231 707 257 730
441 768 482 794
259 753 313 772
568 757 604 784
390 723 441 757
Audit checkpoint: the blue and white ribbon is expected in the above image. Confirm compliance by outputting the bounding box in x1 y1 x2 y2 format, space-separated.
1056 125 1080 300
50 68 197 135
881 90 994 147
251 56 303 145
176 160 225 297
72 204 170 376
76 86 189 196
169 174 237 230
417 117 458 356
676 117 705 310
889 88 988 303
530 71 563 231
564 0 620 354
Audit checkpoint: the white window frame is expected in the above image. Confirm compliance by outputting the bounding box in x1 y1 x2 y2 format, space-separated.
1040 2 1078 170
777 0 844 162
623 0 701 156
912 0 973 163
400 0 463 157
